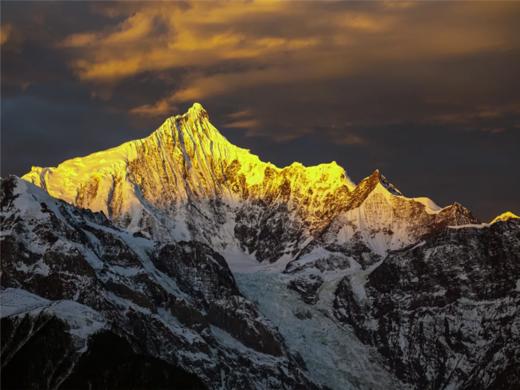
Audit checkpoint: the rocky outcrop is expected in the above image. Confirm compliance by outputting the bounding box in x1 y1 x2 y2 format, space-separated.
333 219 520 389
306 170 477 258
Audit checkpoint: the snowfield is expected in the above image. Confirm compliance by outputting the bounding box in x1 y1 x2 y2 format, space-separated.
234 270 405 390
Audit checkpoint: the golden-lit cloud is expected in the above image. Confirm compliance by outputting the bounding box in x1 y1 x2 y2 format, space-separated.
336 12 394 33
224 119 261 129
53 1 520 121
130 98 177 117
59 1 318 82
227 109 254 120
223 109 261 130
0 23 12 45
0 0 501 147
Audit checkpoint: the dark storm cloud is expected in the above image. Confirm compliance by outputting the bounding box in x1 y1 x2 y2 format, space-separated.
1 1 519 220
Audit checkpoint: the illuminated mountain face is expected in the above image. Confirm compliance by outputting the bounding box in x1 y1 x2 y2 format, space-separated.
23 103 477 263
490 211 520 224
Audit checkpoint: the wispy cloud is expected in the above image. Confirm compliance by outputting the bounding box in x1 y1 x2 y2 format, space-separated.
223 109 260 130
429 103 520 130
0 23 12 45
224 119 261 129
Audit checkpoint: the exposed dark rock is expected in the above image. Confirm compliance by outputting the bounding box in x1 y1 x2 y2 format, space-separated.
287 274 324 305
0 315 206 390
333 220 520 389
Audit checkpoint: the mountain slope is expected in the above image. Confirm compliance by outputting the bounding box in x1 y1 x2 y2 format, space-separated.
332 219 520 388
0 176 317 389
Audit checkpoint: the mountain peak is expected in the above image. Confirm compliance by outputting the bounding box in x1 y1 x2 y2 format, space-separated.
343 169 401 210
490 211 519 224
367 169 402 196
21 103 477 258
171 102 209 123
187 102 208 120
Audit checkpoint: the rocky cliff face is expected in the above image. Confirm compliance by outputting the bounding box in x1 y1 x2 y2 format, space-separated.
332 219 520 389
0 176 317 389
274 219 520 389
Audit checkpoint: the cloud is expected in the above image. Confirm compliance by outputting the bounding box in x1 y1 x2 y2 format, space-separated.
222 109 260 130
51 1 520 125
333 132 365 145
130 98 177 117
1 23 12 45
429 103 520 130
59 1 318 82
336 12 394 32
227 109 254 120
224 119 261 129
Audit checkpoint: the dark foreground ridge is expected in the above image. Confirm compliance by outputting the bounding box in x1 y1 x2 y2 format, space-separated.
0 176 317 389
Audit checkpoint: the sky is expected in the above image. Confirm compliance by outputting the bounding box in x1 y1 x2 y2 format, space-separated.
1 1 519 220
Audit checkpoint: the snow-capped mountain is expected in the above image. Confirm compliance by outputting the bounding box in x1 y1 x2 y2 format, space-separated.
23 103 476 263
2 103 518 389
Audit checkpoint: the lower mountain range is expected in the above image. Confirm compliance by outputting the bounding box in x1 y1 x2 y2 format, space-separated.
1 103 519 389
